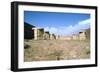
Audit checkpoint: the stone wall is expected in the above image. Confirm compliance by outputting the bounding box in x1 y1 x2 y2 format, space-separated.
24 22 35 39
50 34 56 40
72 35 79 40
32 28 44 40
31 27 90 41
43 31 50 40
79 32 86 40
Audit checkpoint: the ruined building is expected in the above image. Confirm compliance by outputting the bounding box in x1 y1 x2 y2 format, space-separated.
50 34 56 40
72 34 79 40
79 31 86 40
85 29 90 40
32 28 44 40
43 31 50 40
24 22 35 39
79 29 90 40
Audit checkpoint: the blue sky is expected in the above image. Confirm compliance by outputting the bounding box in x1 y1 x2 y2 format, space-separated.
24 11 90 36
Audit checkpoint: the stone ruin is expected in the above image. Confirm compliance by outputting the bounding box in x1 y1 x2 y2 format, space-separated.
24 22 90 41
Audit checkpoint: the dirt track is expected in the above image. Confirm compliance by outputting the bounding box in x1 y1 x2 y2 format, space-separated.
24 40 90 62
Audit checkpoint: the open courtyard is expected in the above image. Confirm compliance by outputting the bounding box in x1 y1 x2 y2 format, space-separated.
24 39 90 62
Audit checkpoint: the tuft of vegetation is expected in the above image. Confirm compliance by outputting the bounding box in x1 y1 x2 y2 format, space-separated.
24 43 30 49
86 49 90 55
47 50 63 60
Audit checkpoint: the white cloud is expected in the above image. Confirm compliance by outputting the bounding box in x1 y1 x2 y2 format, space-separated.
44 18 90 36
44 27 57 33
78 19 90 25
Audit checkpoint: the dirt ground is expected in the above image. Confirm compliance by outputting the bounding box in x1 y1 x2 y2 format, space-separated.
24 39 90 62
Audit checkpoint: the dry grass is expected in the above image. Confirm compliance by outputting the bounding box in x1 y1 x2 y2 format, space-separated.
24 39 90 62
